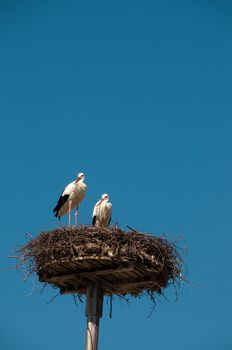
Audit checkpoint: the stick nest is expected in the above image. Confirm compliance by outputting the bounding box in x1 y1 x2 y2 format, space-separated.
16 226 184 298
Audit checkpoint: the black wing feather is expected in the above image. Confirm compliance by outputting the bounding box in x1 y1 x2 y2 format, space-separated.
92 216 96 226
108 217 111 226
53 194 70 217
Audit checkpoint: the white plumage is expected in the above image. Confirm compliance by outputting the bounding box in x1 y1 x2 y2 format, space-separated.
53 172 87 226
92 193 112 227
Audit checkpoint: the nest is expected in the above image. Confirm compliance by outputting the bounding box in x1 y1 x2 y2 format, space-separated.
16 226 183 298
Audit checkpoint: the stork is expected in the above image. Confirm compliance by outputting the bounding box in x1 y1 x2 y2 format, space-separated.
53 172 87 226
92 193 112 227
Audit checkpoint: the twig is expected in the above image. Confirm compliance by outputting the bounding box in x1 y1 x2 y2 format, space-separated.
126 225 137 232
73 295 78 308
46 291 60 304
109 296 113 318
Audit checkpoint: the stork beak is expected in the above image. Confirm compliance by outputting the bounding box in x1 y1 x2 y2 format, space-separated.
75 176 80 183
97 198 104 206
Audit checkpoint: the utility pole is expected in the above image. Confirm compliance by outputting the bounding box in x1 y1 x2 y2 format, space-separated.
85 284 103 350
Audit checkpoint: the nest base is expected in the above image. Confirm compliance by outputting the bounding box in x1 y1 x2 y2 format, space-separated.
40 258 163 295
17 226 182 297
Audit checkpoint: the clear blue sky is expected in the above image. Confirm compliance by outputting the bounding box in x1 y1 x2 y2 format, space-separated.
1 1 232 349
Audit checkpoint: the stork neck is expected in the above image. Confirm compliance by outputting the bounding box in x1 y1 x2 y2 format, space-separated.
77 179 86 188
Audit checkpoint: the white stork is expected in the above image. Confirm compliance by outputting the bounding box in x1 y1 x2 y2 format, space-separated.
53 172 87 226
92 193 112 227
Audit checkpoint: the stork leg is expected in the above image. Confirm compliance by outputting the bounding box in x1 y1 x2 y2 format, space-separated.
75 206 79 226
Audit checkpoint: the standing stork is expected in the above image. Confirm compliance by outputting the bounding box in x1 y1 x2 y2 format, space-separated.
92 193 112 227
53 172 87 226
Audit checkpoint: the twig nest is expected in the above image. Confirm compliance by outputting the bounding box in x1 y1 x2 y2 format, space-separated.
17 226 183 297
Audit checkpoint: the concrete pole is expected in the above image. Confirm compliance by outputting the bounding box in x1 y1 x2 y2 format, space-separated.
85 284 103 350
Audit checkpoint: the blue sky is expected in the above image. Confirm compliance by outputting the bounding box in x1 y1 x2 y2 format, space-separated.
1 1 232 349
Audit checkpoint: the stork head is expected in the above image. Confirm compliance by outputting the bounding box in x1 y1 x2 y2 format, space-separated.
75 172 85 183
97 193 109 206
102 193 109 200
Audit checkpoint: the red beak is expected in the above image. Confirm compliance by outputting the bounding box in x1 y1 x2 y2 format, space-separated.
75 176 80 183
97 197 105 206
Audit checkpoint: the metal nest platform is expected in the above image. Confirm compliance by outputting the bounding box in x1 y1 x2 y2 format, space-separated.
16 226 183 297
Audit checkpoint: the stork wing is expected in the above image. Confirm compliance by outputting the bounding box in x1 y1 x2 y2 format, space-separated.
53 181 76 218
62 181 75 195
53 193 70 217
92 200 101 225
92 200 100 217
107 203 112 226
